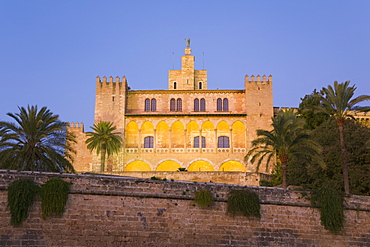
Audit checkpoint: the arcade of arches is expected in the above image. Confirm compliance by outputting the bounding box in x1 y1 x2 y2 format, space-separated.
123 120 248 172
124 159 246 172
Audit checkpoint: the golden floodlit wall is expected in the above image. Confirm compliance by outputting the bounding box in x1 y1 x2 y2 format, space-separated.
68 43 275 176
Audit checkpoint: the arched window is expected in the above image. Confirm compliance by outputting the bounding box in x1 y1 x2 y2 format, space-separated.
223 98 228 111
174 82 177 89
200 98 206 111
194 98 199 112
145 99 150 111
217 98 222 111
151 99 156 111
194 136 206 148
144 136 154 148
170 98 176 111
177 98 182 111
199 82 202 89
218 136 229 148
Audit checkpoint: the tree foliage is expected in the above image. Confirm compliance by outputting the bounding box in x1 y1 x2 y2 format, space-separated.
298 89 330 130
246 109 325 188
0 106 76 173
313 81 370 194
288 119 370 196
85 121 123 172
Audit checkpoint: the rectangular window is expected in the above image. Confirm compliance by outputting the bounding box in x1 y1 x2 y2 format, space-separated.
144 136 154 148
218 136 229 148
194 136 206 148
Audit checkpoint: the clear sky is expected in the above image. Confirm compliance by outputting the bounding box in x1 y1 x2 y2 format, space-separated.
1 1 369 129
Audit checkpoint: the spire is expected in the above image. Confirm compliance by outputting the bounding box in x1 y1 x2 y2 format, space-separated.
185 38 191 55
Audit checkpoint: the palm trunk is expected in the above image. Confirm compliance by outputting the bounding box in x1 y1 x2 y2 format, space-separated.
338 121 350 194
280 155 288 188
100 148 106 172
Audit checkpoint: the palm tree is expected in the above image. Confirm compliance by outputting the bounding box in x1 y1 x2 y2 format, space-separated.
0 105 76 173
85 121 122 172
245 109 325 188
315 81 370 194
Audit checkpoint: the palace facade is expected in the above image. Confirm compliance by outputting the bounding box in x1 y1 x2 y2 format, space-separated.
69 43 274 173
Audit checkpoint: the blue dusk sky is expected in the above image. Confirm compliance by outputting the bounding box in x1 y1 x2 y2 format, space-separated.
1 1 369 129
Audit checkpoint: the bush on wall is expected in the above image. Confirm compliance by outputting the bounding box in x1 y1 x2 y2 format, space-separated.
7 178 40 226
41 177 70 219
311 182 345 234
194 189 214 208
227 190 261 219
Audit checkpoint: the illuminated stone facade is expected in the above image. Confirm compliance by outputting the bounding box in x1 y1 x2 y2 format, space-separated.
69 44 274 173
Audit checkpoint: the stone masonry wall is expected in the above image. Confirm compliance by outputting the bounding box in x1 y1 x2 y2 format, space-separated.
0 170 369 246
102 171 262 186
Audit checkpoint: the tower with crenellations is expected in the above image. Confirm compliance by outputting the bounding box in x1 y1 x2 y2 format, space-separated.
94 75 128 133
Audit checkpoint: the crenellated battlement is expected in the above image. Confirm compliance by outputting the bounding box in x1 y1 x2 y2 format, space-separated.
245 74 272 84
96 76 127 84
67 122 85 131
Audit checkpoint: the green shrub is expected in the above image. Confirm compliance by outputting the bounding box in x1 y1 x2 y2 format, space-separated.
177 168 187 171
259 180 273 187
41 178 70 219
311 183 345 234
194 190 214 208
227 190 261 219
7 178 40 226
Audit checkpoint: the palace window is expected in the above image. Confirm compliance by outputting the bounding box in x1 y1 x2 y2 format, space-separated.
170 98 182 111
194 136 206 148
151 99 156 111
217 98 229 111
199 82 202 89
174 82 177 89
145 98 156 111
144 136 154 148
194 98 199 112
200 98 206 111
145 99 151 111
218 136 229 148
170 98 176 111
194 98 206 112
217 98 222 111
223 98 228 111
177 98 182 111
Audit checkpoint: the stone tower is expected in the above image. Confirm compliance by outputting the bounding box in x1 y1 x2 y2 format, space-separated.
244 74 274 172
94 76 128 133
168 43 207 90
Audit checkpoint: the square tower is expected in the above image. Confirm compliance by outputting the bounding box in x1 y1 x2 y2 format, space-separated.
168 41 207 90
